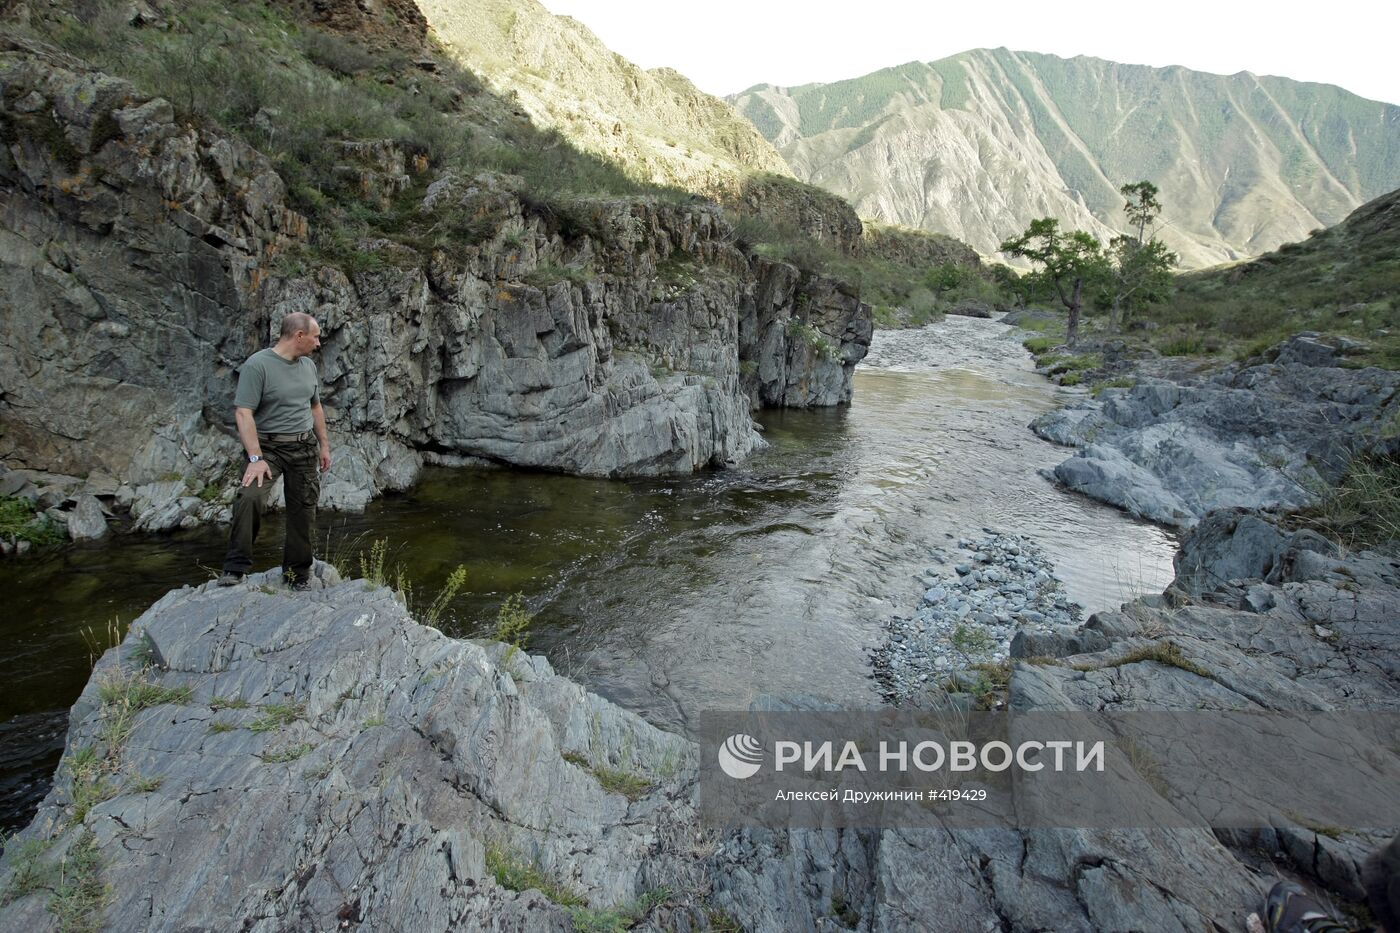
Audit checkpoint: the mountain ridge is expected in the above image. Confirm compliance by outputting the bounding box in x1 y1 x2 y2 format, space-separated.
731 48 1400 268
732 48 1398 107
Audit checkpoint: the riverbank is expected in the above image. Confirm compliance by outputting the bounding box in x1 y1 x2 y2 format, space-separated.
857 320 1400 928
4 510 1394 931
2 318 1395 930
1029 332 1400 528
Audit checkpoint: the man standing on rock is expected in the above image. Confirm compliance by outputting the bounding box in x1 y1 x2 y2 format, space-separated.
218 312 331 589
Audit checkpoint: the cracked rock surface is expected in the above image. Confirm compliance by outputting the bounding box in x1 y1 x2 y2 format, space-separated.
0 563 708 931
1031 334 1400 527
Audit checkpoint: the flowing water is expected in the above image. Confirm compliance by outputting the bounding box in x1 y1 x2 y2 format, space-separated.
0 316 1177 831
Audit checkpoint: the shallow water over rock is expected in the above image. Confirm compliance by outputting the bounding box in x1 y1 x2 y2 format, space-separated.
0 315 1176 830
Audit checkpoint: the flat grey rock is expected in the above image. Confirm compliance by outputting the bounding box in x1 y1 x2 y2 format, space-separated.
1032 348 1400 527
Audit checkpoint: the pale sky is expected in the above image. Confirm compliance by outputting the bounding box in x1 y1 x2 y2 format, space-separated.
539 0 1400 106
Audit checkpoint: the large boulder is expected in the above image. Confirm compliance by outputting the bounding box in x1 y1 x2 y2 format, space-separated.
0 564 701 931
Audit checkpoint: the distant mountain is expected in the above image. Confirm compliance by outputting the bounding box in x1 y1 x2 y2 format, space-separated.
417 0 794 198
731 49 1400 268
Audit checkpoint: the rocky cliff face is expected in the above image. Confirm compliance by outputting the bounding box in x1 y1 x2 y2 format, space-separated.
0 39 870 536
733 49 1400 269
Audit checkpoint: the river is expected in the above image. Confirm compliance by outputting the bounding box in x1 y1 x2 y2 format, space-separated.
0 315 1177 831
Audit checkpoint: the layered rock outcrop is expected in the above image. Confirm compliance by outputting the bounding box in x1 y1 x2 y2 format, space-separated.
0 565 708 931
1030 334 1400 527
0 39 870 539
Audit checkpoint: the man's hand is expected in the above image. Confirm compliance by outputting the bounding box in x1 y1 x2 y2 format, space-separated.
242 460 273 488
319 444 332 473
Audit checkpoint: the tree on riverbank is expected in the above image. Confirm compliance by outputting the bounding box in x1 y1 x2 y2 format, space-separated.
1105 182 1176 330
999 219 1107 345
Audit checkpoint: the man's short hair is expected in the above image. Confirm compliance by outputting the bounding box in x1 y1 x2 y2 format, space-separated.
280 312 316 339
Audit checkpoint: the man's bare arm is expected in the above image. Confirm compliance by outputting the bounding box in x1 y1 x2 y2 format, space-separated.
311 401 331 472
235 407 271 487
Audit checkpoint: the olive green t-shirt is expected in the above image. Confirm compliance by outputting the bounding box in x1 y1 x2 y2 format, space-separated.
233 348 320 434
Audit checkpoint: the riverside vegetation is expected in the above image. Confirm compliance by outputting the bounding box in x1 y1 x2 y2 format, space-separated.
1006 186 1400 370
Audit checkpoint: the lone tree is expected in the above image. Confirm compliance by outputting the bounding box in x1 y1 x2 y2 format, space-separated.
1120 181 1162 243
999 218 1107 346
1106 181 1177 330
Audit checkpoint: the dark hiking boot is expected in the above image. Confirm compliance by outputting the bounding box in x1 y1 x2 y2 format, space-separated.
217 572 246 587
1264 881 1354 933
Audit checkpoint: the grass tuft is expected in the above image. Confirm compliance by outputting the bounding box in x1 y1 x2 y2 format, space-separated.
484 843 584 907
0 495 65 546
249 701 306 733
48 831 106 932
1293 455 1400 551
562 753 653 801
566 888 670 933
1091 376 1136 396
257 743 313 763
1073 641 1210 678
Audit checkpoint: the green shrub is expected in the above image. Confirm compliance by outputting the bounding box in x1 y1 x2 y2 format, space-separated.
785 319 839 361
494 594 534 663
0 495 64 546
1022 337 1057 355
950 623 995 655
299 29 380 77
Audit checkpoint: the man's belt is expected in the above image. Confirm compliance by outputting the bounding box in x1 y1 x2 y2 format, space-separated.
259 431 314 443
